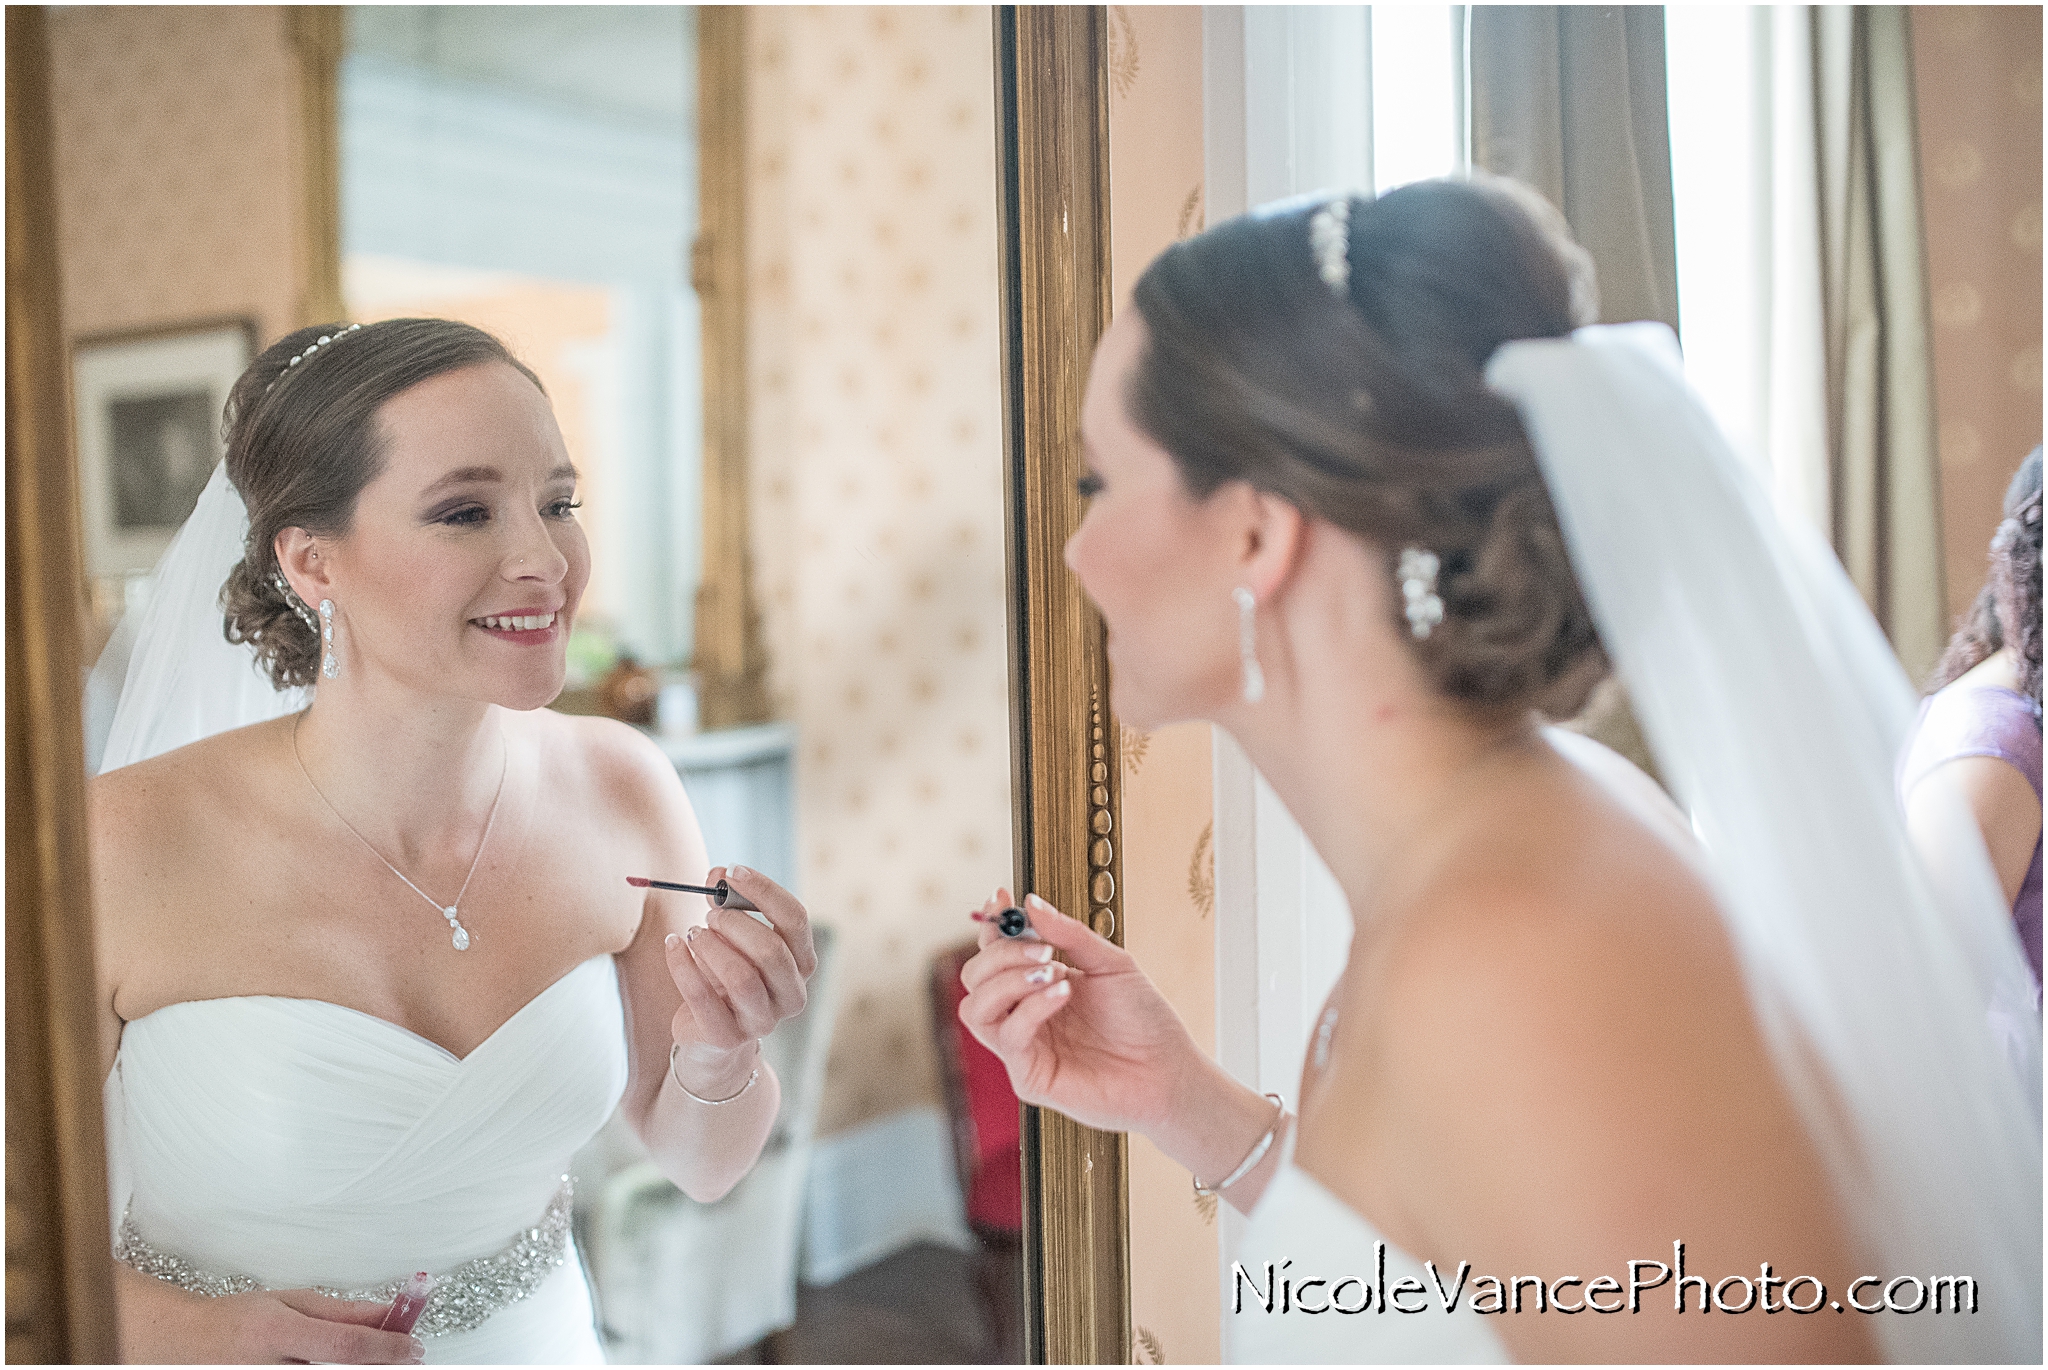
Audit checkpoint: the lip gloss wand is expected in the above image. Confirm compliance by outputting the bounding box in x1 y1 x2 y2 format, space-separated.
627 875 774 927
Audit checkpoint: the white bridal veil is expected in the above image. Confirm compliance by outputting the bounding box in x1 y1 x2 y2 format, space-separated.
86 460 305 1235
85 460 306 777
1490 324 2041 1363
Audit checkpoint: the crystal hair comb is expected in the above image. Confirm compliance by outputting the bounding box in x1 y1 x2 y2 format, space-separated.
1308 196 1352 297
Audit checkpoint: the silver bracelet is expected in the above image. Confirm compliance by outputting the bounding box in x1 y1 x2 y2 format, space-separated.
670 1041 761 1105
1192 1092 1287 1196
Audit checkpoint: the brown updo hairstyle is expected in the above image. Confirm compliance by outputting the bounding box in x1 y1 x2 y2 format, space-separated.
1927 446 2043 706
1127 176 1611 719
221 318 543 688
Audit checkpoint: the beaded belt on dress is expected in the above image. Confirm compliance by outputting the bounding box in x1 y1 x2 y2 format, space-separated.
112 1176 574 1338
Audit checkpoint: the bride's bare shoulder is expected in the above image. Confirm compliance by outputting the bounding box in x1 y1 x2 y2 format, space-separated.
89 717 292 838
521 708 691 819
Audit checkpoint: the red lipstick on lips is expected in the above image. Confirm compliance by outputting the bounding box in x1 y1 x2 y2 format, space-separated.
471 607 562 644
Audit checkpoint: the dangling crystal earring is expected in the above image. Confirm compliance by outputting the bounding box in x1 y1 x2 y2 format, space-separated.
1398 548 1444 639
1232 586 1265 703
319 599 339 679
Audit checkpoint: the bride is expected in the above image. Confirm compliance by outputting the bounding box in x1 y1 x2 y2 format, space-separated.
89 318 816 1363
960 179 2039 1361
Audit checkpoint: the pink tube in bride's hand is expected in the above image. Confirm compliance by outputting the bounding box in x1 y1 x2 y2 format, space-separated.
380 1271 435 1334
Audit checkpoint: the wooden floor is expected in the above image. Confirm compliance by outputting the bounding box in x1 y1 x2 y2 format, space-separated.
720 1238 1025 1365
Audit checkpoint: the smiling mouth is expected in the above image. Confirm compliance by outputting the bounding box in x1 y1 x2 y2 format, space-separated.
472 612 559 632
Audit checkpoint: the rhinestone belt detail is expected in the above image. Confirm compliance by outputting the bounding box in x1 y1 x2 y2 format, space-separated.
113 1177 573 1338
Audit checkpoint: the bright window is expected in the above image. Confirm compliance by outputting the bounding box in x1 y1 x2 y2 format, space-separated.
1370 5 1461 195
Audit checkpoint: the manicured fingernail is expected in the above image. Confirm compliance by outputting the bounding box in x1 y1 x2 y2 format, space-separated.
730 865 752 879
1048 979 1071 998
410 1337 426 1360
1025 893 1053 913
970 910 986 922
1025 965 1055 985
1029 943 1055 963
684 925 702 942
991 887 1004 904
665 932 682 950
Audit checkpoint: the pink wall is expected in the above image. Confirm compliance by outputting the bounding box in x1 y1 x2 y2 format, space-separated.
47 7 306 350
46 5 308 651
1912 6 2043 629
745 7 1012 1138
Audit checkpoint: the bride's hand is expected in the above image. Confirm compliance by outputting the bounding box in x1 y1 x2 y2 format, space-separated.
140 1281 424 1363
957 890 1200 1135
662 865 816 1093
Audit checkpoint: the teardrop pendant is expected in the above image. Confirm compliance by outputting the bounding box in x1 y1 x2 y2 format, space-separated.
444 905 471 952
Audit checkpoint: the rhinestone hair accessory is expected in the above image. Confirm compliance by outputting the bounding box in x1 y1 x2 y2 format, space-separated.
1308 196 1352 297
264 322 363 394
271 571 319 635
1398 547 1444 639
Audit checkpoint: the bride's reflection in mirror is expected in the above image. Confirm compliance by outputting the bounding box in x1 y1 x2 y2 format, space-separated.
54 5 1019 1362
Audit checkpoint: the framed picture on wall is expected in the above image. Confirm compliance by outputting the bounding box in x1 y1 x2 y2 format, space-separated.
72 319 256 577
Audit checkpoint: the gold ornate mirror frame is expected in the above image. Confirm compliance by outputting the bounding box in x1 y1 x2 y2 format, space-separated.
993 7 1131 1364
2 5 1130 1361
6 7 119 1360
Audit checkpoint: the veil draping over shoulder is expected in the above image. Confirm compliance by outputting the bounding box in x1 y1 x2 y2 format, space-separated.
86 460 308 777
85 460 306 1237
1490 324 2040 1363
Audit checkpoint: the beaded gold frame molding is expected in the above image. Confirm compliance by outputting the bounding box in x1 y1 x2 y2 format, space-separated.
994 7 1131 1364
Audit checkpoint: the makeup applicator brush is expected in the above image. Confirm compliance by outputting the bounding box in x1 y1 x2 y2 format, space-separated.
628 875 773 926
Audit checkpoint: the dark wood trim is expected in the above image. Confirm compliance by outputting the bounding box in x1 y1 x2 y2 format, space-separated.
693 5 770 730
5 6 119 1362
993 7 1128 1363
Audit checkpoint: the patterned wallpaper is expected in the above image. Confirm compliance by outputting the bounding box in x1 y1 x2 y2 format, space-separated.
1105 9 1224 1365
1911 7 2043 629
47 5 306 653
744 7 1012 1138
47 7 305 349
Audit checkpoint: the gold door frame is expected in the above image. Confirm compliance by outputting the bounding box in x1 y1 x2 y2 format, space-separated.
692 7 770 731
993 7 1130 1363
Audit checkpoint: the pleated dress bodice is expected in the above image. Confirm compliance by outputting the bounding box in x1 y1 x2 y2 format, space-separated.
111 954 628 1363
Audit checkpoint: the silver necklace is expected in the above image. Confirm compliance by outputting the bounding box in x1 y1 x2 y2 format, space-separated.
1308 727 1539 1075
292 715 507 951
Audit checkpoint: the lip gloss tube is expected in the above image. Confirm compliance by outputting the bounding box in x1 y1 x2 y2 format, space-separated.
995 906 1043 941
381 1271 436 1334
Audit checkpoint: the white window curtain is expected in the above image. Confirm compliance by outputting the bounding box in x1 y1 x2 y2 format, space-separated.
1667 5 1832 530
1667 5 1946 677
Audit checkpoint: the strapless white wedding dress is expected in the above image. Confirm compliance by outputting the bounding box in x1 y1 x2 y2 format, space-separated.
108 954 627 1364
1231 1163 1509 1364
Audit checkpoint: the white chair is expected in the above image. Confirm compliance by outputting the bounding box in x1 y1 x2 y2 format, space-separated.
572 924 842 1362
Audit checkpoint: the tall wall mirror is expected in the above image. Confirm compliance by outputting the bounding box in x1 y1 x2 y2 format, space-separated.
16 3 2041 1366
7 4 1137 1364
